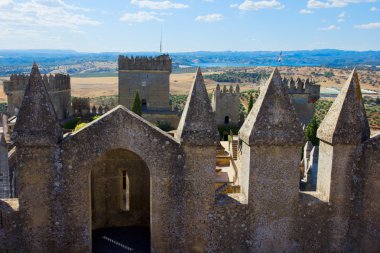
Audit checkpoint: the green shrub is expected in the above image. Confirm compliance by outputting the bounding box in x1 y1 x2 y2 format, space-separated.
131 92 142 116
62 117 81 130
155 122 174 132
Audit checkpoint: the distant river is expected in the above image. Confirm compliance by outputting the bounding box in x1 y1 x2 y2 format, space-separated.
195 62 320 67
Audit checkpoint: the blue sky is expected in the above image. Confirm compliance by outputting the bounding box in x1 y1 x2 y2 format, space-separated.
0 0 379 52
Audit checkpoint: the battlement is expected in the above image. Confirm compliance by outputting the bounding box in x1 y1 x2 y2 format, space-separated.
212 84 240 126
284 77 320 102
4 73 70 94
1 65 379 253
214 84 240 94
118 54 172 72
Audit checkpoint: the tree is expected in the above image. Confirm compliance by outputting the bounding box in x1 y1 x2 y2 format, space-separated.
131 91 142 116
248 93 254 113
305 116 319 146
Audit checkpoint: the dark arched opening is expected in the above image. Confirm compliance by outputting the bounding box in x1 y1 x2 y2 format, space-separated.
224 116 230 124
141 99 147 111
91 149 150 253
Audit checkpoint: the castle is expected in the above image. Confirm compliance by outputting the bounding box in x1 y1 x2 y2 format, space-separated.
118 55 180 128
3 73 72 120
284 77 321 125
212 84 241 126
0 63 379 252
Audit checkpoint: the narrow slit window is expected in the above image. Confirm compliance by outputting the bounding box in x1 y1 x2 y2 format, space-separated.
121 171 130 211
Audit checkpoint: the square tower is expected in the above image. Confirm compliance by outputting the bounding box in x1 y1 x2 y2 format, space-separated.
118 54 172 111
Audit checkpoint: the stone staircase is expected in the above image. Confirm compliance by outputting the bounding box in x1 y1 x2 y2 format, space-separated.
215 182 229 195
231 140 238 160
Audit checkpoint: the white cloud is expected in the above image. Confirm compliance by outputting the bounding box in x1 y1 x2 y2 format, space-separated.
320 24 340 30
0 0 99 31
337 11 345 22
120 11 164 22
195 14 224 22
308 0 377 9
238 0 284 11
0 0 12 7
230 3 239 8
370 6 378 11
355 22 380 29
300 9 314 14
130 0 188 10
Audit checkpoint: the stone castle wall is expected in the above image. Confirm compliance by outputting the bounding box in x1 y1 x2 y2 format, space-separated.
283 77 321 125
118 55 171 111
0 65 379 252
212 84 240 126
3 73 71 120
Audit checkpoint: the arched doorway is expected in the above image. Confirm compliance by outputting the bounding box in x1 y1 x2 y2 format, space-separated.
90 149 150 253
141 99 147 111
224 116 230 124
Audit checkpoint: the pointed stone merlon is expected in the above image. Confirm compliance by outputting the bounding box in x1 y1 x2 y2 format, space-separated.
176 67 218 250
239 68 304 146
13 63 62 147
317 69 370 146
12 63 62 251
316 69 370 251
238 68 304 251
316 69 369 201
176 67 219 146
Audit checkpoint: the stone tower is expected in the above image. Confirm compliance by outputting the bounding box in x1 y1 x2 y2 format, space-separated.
212 84 240 126
13 63 62 251
316 69 370 251
118 54 172 111
239 68 304 251
3 73 72 120
176 67 219 251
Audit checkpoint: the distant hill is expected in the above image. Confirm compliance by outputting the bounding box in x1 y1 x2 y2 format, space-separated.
0 49 379 76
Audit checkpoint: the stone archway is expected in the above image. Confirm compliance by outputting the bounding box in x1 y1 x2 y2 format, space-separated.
90 149 150 253
60 107 185 252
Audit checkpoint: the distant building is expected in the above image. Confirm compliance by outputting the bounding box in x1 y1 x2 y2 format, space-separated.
118 55 172 111
118 54 179 128
284 77 320 126
212 84 240 126
3 73 72 120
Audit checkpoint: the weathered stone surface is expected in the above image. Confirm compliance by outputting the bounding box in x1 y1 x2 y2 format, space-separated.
0 132 10 199
176 68 219 146
13 63 62 146
1 64 379 253
211 84 240 126
350 134 380 252
239 68 304 146
317 69 370 145
3 72 71 120
59 106 185 252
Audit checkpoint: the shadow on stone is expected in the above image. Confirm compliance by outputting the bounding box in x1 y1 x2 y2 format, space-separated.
92 226 150 253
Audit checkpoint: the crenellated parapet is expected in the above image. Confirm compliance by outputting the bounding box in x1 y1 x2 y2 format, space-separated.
212 84 240 126
1 65 379 252
4 73 70 94
215 84 240 94
118 54 172 72
3 72 72 120
72 97 90 116
284 77 320 102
